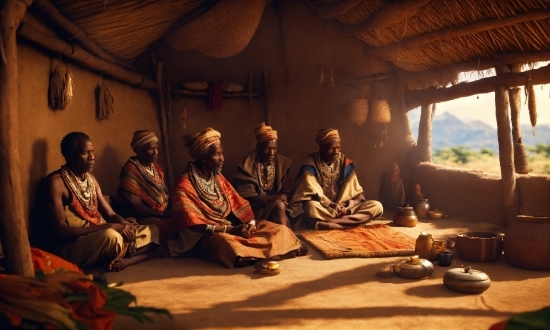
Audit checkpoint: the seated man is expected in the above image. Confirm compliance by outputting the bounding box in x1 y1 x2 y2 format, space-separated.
290 128 383 230
112 130 172 241
44 132 161 272
166 127 305 268
234 122 293 228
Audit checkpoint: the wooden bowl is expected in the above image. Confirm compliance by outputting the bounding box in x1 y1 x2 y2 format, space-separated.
428 209 443 219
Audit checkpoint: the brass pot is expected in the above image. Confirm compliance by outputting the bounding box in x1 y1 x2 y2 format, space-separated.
393 255 434 279
393 206 418 227
443 266 491 294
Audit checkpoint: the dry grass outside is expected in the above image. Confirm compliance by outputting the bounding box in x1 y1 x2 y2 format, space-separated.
432 148 550 175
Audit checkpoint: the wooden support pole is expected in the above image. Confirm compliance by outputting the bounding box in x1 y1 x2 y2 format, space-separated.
405 63 550 110
0 0 34 276
508 63 529 174
495 65 517 226
17 21 157 90
32 0 135 71
416 103 433 163
155 62 174 188
364 10 550 58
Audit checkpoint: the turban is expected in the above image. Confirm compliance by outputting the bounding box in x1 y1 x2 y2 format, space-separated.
254 122 277 144
188 127 221 159
131 130 158 151
315 128 340 146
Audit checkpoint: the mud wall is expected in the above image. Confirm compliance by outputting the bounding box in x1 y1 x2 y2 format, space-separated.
16 42 162 223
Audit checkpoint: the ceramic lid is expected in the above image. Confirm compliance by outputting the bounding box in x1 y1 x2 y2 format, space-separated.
444 266 489 281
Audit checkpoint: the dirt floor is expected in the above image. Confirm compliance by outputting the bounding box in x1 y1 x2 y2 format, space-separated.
110 214 550 330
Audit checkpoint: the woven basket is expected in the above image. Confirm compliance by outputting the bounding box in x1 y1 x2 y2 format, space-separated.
166 0 269 58
369 100 391 124
347 99 369 125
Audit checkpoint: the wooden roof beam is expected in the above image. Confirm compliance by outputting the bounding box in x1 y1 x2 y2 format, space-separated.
400 48 550 85
404 62 550 110
18 18 157 89
32 0 136 71
364 9 550 58
315 0 363 20
345 0 432 35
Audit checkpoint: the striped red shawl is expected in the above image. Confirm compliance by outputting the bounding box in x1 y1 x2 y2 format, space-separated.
171 169 255 232
115 158 168 212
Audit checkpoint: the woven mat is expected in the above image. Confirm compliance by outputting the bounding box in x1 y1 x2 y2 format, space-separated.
298 224 416 259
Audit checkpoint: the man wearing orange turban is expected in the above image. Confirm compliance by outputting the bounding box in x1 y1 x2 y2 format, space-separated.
290 128 383 230
166 127 306 267
234 123 294 228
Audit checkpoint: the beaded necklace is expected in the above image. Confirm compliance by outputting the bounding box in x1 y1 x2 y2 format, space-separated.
257 157 275 192
315 152 341 188
60 165 97 211
189 162 228 215
130 157 165 191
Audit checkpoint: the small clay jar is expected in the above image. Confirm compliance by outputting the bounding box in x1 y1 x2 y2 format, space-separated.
393 206 418 227
415 232 437 260
415 199 430 219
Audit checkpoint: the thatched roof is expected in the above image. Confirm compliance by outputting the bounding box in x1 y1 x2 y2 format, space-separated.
38 0 550 77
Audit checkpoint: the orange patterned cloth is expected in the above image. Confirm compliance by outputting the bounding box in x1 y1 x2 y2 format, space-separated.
114 158 168 212
31 247 83 274
67 191 103 225
299 224 415 259
168 163 301 267
171 168 255 232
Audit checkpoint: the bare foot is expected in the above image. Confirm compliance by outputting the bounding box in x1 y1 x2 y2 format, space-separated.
295 244 308 256
108 245 165 272
108 258 127 272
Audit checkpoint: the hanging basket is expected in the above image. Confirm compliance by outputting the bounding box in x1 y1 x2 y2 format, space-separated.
369 99 391 124
347 99 369 125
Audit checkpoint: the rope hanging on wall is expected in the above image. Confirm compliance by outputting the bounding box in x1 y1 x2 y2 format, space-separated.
97 77 114 120
49 57 73 110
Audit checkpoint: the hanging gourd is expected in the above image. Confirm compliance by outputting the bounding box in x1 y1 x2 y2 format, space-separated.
97 78 114 120
369 99 391 148
525 77 537 136
49 58 73 110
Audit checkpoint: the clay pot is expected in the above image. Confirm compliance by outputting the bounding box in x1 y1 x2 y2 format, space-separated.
393 255 434 279
443 266 491 294
415 199 430 219
393 206 418 227
504 215 550 271
415 232 438 261
455 232 503 262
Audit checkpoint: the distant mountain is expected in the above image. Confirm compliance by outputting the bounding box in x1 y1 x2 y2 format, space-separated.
409 112 550 151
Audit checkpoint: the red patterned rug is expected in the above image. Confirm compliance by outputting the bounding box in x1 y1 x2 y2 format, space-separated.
298 224 416 259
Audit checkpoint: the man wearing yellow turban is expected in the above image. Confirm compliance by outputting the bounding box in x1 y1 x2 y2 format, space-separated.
234 123 293 228
290 128 383 230
166 127 306 268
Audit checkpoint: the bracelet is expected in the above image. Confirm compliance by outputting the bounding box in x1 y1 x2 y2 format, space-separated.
211 225 216 235
223 225 227 233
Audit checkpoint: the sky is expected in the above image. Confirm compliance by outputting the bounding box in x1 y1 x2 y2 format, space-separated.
409 63 550 128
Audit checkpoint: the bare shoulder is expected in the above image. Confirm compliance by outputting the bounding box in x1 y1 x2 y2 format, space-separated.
45 170 69 201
